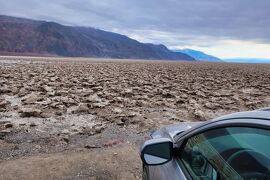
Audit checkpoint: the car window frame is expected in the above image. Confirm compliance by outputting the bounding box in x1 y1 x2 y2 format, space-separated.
175 123 270 180
175 118 270 147
177 132 221 180
177 151 219 180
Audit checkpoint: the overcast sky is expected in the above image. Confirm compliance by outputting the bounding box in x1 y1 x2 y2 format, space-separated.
1 0 270 59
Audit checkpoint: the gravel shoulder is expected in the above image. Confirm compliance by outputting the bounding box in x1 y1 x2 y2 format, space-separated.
0 143 141 180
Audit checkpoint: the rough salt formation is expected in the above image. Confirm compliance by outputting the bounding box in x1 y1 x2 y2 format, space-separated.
0 58 270 130
0 58 270 179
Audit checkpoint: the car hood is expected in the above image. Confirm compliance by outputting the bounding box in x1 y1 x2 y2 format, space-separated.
151 122 202 142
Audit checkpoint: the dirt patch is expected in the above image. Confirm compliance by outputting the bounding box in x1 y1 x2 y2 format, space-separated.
0 143 141 180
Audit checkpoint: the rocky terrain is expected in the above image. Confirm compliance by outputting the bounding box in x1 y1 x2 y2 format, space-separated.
0 56 270 179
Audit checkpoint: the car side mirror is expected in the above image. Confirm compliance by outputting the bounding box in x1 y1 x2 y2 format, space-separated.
140 138 173 166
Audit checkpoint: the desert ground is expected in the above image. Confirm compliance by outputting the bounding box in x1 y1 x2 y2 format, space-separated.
0 56 270 179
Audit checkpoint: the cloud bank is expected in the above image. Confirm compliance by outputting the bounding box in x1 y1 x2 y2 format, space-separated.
1 0 270 58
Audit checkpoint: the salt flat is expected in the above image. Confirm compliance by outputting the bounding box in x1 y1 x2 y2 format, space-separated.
0 57 270 179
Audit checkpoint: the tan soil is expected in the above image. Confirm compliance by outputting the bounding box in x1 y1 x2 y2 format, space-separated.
0 143 141 180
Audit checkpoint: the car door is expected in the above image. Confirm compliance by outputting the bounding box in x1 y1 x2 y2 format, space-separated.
177 126 270 180
148 160 187 180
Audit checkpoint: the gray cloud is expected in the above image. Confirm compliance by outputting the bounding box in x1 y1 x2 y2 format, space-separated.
1 0 270 47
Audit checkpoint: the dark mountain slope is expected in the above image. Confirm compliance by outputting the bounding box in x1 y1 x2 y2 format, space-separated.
0 15 194 60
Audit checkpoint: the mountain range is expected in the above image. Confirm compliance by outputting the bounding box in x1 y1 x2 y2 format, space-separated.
173 49 222 62
223 58 270 63
0 15 195 61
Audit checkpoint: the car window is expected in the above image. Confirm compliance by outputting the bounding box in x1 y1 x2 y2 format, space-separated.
179 127 270 180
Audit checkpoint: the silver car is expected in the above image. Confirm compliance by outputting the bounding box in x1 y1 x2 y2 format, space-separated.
140 108 270 180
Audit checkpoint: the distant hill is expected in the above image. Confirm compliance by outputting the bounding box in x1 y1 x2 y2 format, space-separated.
224 58 270 64
173 49 222 62
0 15 194 61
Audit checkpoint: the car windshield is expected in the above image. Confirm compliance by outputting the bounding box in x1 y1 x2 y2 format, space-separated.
180 127 270 180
